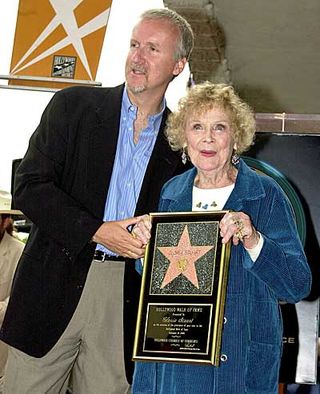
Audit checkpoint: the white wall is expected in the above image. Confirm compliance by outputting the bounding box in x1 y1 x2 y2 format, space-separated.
0 0 189 191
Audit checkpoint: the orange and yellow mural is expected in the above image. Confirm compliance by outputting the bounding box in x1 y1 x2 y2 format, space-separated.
9 0 113 89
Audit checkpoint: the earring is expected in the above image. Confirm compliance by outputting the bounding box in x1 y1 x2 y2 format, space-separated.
231 151 240 165
181 150 187 165
181 146 187 165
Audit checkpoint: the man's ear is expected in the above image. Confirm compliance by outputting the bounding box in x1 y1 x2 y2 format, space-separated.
173 57 187 77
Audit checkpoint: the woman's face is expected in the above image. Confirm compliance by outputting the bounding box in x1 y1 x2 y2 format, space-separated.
185 106 235 174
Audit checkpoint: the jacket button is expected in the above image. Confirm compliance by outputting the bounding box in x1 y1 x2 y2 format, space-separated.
223 317 227 324
220 354 228 362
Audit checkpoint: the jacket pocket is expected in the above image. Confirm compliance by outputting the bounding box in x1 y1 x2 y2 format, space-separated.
245 340 281 393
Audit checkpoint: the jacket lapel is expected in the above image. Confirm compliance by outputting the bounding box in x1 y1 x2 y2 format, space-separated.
161 167 196 212
135 108 183 215
224 159 266 212
160 160 266 214
86 85 124 215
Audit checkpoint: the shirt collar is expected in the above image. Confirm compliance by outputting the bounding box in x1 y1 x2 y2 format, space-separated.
123 88 166 121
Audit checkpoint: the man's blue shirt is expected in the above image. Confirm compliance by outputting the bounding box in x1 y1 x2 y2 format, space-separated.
96 88 165 255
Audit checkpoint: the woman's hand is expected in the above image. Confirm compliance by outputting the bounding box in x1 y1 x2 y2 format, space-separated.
220 211 260 248
131 214 152 246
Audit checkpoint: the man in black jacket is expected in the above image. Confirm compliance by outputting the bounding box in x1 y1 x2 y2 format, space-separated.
1 8 193 393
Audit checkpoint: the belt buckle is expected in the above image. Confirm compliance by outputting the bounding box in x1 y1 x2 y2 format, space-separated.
93 250 124 262
93 250 105 262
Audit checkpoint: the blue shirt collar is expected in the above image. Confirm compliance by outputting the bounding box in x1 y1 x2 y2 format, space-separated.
123 88 166 123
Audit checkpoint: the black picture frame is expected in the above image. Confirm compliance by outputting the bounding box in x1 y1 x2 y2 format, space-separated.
133 211 231 366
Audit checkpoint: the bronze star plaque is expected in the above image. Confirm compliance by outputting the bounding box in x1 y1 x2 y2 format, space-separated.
133 211 231 366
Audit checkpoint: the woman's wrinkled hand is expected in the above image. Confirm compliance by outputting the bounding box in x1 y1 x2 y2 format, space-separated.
220 211 260 248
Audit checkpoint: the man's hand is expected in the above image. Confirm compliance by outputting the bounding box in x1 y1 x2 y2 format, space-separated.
92 217 146 259
131 214 152 245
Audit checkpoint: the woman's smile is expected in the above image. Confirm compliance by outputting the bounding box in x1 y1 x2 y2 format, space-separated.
200 149 216 157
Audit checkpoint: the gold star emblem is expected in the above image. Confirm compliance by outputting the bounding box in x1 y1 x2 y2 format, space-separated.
158 225 213 289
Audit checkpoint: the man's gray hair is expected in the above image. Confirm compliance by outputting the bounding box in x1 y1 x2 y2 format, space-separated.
140 8 194 61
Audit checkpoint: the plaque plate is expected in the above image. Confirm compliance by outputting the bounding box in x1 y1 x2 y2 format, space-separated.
133 211 231 366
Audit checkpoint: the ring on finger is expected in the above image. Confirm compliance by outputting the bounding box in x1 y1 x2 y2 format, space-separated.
233 218 244 240
233 218 243 229
235 229 244 241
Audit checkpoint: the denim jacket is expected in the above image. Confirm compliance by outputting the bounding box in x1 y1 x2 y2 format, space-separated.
133 159 311 394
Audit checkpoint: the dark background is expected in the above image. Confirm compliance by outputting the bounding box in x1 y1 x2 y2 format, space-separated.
246 132 320 383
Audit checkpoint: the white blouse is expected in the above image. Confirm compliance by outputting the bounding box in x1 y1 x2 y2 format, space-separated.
192 184 234 211
192 184 263 261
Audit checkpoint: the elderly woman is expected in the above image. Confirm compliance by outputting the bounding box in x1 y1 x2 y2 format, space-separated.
132 82 311 394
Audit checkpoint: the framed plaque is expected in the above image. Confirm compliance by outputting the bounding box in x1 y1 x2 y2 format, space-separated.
133 211 231 366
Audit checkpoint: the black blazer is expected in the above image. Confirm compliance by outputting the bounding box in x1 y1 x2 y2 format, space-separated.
0 84 189 383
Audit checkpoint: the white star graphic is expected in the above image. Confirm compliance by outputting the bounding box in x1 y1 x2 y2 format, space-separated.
11 0 111 80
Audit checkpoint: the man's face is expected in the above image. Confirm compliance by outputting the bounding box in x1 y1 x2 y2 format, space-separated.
125 18 186 97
